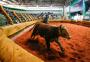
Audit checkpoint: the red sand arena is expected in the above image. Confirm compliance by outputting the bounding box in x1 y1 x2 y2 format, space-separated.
0 0 90 62
11 22 90 62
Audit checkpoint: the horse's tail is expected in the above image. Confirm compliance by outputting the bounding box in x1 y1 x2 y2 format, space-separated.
31 22 40 39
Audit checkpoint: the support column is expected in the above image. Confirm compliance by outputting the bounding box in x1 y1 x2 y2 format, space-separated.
0 5 13 25
82 0 86 19
12 11 22 23
69 6 71 19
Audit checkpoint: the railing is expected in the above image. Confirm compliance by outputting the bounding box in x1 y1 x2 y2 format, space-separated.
0 4 38 26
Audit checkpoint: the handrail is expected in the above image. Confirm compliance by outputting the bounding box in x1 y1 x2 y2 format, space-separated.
1 21 37 36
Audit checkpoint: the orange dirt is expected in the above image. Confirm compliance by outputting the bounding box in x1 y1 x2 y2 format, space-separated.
12 22 90 62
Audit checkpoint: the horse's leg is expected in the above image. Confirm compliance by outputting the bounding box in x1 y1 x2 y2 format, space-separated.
31 30 35 39
45 38 51 51
31 24 38 39
31 31 35 39
55 38 65 54
31 31 38 40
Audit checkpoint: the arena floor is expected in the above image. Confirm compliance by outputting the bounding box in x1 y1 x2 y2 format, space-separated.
11 22 90 62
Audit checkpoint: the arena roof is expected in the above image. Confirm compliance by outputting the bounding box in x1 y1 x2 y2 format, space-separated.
15 0 72 6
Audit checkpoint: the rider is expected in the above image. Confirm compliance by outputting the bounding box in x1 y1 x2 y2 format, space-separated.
43 13 49 23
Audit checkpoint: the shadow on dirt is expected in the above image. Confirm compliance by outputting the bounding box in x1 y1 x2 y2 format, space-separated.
26 39 67 60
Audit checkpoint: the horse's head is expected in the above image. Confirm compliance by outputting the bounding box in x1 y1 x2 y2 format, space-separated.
58 25 71 39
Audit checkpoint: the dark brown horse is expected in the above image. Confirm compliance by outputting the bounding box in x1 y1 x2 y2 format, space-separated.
31 22 71 54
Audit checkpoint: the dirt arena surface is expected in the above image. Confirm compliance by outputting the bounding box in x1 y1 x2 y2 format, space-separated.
12 22 90 62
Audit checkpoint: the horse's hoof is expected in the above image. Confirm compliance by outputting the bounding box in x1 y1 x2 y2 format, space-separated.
58 52 66 57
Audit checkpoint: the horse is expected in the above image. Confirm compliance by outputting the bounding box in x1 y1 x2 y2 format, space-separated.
31 22 71 54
